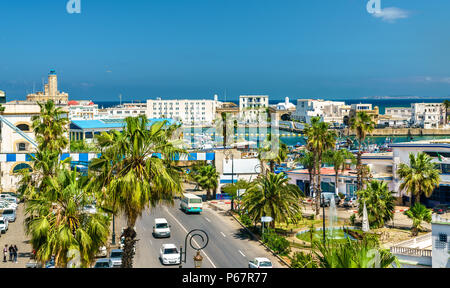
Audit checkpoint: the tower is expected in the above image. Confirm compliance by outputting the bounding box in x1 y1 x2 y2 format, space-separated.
48 69 58 97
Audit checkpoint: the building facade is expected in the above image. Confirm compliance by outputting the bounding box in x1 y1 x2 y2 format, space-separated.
293 99 348 125
239 95 269 124
411 103 445 128
146 95 220 125
68 100 99 120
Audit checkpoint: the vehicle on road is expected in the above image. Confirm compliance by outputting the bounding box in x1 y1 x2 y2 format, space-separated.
248 257 273 268
343 196 357 208
82 204 97 214
320 193 340 207
153 218 171 238
0 200 17 210
180 193 203 213
433 204 449 214
2 209 16 222
96 246 108 258
159 244 180 265
93 258 113 268
109 249 123 267
0 217 8 233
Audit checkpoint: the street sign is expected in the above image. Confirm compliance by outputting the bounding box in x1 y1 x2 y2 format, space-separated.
237 189 246 197
261 216 273 223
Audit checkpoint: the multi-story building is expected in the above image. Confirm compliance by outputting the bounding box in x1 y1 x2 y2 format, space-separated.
293 99 348 125
0 90 5 104
348 103 379 123
378 107 413 128
411 103 445 128
68 100 98 120
26 70 69 103
0 101 68 192
103 102 147 119
146 95 220 125
239 95 269 124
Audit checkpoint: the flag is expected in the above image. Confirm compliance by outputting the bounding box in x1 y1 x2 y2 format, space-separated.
437 153 448 162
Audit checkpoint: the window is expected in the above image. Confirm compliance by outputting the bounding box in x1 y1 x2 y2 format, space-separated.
18 143 27 151
16 123 30 132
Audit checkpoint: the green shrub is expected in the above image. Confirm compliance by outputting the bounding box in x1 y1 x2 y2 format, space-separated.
350 214 356 226
262 229 290 256
290 252 318 268
240 213 253 227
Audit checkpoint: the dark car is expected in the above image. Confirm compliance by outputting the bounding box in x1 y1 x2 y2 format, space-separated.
320 193 340 207
433 204 449 214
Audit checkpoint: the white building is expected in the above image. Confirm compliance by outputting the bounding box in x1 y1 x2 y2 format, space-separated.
68 100 98 120
431 214 450 268
293 99 348 125
239 95 269 124
411 103 445 128
104 102 147 119
275 97 296 111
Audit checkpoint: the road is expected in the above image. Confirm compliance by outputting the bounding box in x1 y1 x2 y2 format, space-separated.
133 200 284 268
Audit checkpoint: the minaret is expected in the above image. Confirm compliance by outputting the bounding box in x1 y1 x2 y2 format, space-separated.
48 69 58 97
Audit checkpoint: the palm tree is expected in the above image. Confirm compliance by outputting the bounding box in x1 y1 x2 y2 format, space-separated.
404 203 432 236
241 173 303 229
397 152 441 206
24 168 110 267
31 100 69 153
357 180 396 228
296 151 315 197
324 149 355 195
193 165 219 200
89 115 185 268
350 112 375 191
443 100 450 126
304 117 337 215
313 237 399 268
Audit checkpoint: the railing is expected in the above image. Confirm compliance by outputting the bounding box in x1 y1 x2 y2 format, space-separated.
0 115 38 148
393 233 431 248
390 246 432 257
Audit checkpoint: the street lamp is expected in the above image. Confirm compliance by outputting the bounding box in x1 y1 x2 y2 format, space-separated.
179 229 209 268
193 251 203 268
224 150 234 211
321 193 326 243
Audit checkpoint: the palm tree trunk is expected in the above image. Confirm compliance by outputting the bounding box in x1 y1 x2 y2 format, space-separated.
121 224 137 268
316 156 322 216
270 160 275 173
357 141 362 191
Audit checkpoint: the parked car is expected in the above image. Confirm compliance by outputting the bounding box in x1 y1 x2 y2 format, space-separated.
343 196 358 208
433 204 449 214
248 257 273 268
109 249 123 267
82 205 97 214
320 193 340 207
93 258 113 268
159 244 180 265
2 209 16 222
0 200 17 210
0 217 8 233
96 246 107 258
153 218 171 238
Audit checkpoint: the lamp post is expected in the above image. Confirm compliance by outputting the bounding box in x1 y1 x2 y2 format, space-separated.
179 229 209 268
322 193 326 243
112 214 116 245
224 150 234 211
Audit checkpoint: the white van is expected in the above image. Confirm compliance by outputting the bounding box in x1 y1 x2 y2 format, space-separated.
180 193 203 213
153 218 171 238
2 209 16 222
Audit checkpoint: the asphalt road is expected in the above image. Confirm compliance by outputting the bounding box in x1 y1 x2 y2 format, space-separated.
133 200 284 268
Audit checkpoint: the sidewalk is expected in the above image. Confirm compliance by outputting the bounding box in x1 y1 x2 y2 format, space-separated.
0 203 32 268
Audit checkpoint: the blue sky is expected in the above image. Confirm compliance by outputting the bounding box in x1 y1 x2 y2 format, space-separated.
0 0 449 101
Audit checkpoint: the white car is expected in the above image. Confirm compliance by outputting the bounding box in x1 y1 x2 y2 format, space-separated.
2 209 16 222
82 205 97 214
0 200 17 210
109 249 123 267
159 244 180 265
248 257 273 268
96 246 107 258
0 217 9 234
153 218 171 238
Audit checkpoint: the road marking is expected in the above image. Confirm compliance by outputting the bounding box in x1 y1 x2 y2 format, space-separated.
164 207 217 268
220 232 226 238
238 250 246 257
149 240 153 246
205 217 211 223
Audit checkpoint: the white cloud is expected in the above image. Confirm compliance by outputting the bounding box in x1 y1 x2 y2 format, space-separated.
372 7 410 23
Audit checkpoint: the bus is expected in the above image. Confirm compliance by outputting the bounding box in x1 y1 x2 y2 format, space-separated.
180 193 203 213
